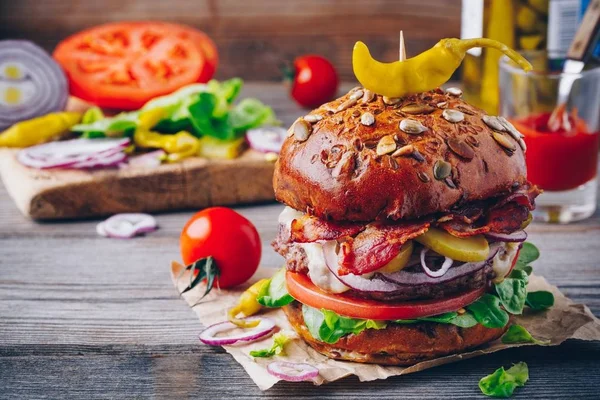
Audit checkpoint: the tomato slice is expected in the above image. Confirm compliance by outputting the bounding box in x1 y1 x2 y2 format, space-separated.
53 22 218 110
286 271 486 320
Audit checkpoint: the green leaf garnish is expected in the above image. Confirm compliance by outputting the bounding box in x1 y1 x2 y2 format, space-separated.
526 291 554 310
479 362 529 398
249 332 290 358
501 324 550 345
513 242 539 276
495 269 529 315
257 267 294 308
394 311 478 328
302 305 386 344
467 293 510 328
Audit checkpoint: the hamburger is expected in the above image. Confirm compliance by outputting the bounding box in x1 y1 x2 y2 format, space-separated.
270 85 540 365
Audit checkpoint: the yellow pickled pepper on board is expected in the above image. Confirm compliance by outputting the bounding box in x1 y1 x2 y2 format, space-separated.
0 112 82 148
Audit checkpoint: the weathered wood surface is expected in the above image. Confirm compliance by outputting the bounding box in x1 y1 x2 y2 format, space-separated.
1 83 600 398
0 0 461 81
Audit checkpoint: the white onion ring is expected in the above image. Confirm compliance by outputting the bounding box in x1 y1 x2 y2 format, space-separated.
246 126 286 153
420 248 454 278
267 361 319 382
101 213 158 239
322 241 405 293
199 317 276 346
485 230 527 242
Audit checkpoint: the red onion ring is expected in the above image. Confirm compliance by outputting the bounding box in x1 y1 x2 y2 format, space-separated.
246 126 286 153
420 248 454 278
485 230 527 242
0 40 68 130
267 361 319 382
199 317 276 346
70 151 126 169
18 138 130 169
381 244 502 286
101 213 158 239
125 150 166 168
323 241 404 293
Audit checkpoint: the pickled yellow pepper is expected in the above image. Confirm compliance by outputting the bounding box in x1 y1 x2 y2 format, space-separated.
228 279 269 328
352 38 532 98
0 112 81 148
133 129 200 162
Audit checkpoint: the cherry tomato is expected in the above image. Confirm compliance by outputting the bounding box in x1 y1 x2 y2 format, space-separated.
180 207 261 289
286 271 485 320
289 55 339 108
53 21 218 110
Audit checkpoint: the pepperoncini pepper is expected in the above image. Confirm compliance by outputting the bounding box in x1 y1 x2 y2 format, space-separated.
0 112 81 147
352 38 532 98
228 279 269 328
133 129 200 162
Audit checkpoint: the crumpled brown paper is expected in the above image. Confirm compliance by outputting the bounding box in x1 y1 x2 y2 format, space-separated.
171 265 600 391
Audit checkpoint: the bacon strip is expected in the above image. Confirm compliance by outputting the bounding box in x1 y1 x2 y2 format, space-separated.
290 215 365 243
337 220 430 275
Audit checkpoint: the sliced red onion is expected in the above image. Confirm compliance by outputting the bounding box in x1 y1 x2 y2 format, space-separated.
96 221 108 237
18 138 130 169
420 248 454 278
126 150 166 168
101 213 158 239
381 244 502 286
0 40 68 130
70 151 126 169
199 317 276 346
485 230 527 242
267 362 319 382
322 241 404 293
246 126 287 153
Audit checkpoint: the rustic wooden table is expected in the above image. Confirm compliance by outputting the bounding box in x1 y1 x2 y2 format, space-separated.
1 83 600 399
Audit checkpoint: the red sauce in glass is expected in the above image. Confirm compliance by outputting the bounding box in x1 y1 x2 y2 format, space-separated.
511 112 599 192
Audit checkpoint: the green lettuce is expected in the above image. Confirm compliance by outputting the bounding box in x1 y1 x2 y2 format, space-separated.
479 362 529 398
71 78 277 141
467 293 510 328
495 269 529 314
394 311 478 328
249 332 290 358
501 324 549 345
526 291 554 310
302 305 386 344
256 267 294 308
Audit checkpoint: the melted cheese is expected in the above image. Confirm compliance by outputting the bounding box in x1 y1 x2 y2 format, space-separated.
492 242 520 283
278 207 350 293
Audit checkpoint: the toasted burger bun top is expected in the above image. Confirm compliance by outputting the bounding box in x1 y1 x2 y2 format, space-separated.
274 87 527 222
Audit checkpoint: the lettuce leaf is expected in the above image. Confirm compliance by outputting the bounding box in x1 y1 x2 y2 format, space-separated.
526 291 554 310
302 305 386 344
495 269 529 314
249 332 290 358
256 267 294 308
467 293 510 328
479 362 529 398
501 324 549 345
394 311 478 328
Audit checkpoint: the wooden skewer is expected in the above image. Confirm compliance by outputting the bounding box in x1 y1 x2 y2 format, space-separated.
399 30 406 62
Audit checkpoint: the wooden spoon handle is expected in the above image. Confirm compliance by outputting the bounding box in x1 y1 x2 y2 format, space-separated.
567 0 600 61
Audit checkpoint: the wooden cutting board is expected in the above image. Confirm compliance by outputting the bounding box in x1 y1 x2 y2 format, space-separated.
0 149 276 220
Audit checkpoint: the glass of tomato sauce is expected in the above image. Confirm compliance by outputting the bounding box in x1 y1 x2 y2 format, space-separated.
499 52 600 223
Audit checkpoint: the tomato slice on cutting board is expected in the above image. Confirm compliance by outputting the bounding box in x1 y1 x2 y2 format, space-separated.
286 271 486 321
53 21 218 110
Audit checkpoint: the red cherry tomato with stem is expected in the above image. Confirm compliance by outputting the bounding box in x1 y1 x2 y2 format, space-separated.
287 55 339 108
180 207 261 292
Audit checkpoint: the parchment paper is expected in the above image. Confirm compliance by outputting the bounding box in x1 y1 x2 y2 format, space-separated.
171 265 600 391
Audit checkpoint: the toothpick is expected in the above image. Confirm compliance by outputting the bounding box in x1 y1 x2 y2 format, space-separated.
399 30 406 62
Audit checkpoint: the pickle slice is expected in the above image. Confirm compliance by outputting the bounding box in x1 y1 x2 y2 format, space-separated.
378 241 414 273
414 228 489 262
